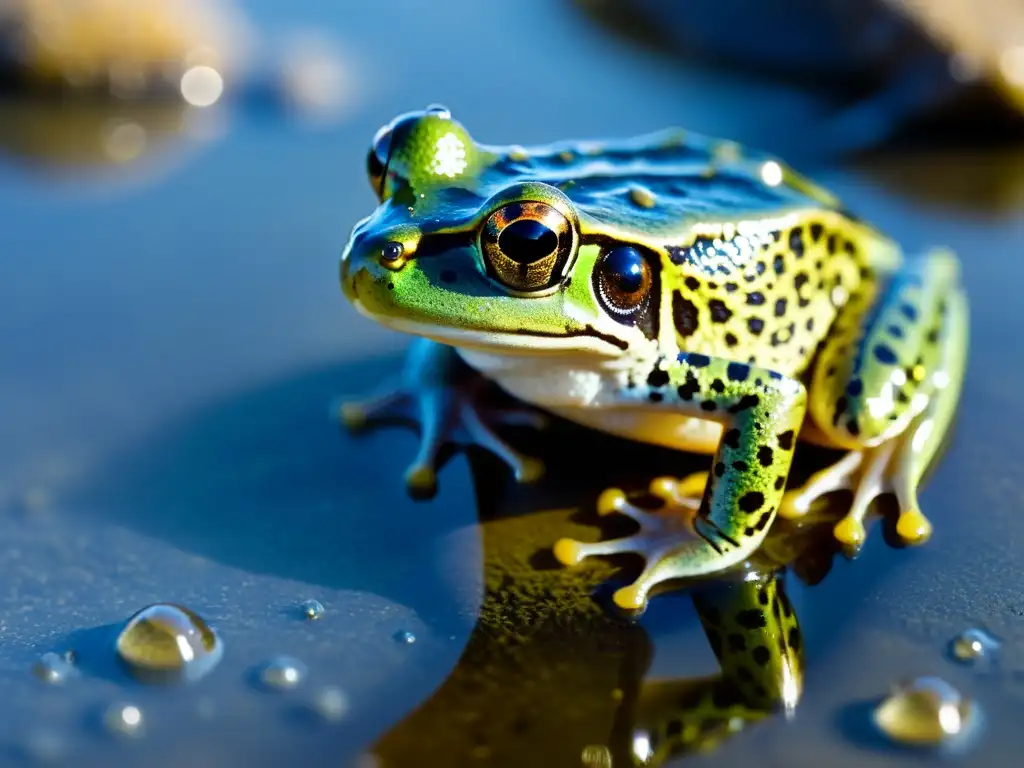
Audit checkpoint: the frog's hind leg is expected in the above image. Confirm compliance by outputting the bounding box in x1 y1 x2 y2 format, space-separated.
337 338 545 499
781 248 968 548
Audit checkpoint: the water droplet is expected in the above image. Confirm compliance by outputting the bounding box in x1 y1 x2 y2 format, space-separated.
581 744 612 767
32 652 77 684
301 599 325 620
873 677 976 747
309 685 350 721
393 630 416 644
950 628 999 664
260 655 307 690
104 703 144 738
116 603 222 683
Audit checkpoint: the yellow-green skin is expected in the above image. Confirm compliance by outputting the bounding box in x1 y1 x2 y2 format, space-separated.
339 106 969 611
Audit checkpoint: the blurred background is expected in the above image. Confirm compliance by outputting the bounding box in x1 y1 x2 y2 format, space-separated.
1 0 1023 766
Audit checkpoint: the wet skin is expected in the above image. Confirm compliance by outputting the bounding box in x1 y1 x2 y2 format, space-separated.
338 105 968 611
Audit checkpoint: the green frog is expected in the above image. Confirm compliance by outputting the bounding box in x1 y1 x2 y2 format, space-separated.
338 105 968 611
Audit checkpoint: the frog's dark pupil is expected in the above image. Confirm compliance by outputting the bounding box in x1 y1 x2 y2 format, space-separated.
498 219 558 264
603 247 645 293
381 242 404 261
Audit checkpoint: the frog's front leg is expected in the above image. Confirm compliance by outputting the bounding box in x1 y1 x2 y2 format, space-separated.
337 338 545 499
554 354 807 611
780 248 968 548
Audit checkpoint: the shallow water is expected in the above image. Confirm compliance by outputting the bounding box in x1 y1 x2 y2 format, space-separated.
1 0 1023 765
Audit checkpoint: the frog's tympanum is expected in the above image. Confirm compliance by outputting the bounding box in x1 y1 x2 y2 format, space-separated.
338 106 968 611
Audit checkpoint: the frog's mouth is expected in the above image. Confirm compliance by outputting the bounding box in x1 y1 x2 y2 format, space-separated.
372 315 630 358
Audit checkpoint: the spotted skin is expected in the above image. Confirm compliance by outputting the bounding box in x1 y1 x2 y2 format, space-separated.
662 218 865 377
575 353 807 610
810 249 959 448
631 572 802 765
338 106 969 609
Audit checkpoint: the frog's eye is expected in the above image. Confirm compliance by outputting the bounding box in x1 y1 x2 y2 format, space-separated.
480 202 574 292
367 123 394 200
594 246 653 322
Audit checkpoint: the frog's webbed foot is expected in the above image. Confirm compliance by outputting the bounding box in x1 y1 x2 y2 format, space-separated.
778 430 932 551
553 472 711 611
337 339 545 499
789 250 967 552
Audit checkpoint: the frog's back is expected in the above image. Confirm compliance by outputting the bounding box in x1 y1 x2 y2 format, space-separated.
479 129 900 376
482 129 843 238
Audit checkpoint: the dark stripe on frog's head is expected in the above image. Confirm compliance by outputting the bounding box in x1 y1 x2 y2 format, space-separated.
507 325 629 351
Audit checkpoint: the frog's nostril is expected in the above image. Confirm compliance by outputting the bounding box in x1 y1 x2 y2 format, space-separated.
498 219 558 264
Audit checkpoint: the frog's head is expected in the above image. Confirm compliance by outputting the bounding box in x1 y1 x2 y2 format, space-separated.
341 106 663 359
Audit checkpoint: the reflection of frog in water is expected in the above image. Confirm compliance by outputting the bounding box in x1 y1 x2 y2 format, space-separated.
370 433 842 767
339 106 967 612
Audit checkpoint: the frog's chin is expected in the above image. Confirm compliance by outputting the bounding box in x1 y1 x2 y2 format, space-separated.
376 316 629 358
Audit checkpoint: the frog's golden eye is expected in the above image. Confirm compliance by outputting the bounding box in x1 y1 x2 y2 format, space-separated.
594 246 653 322
480 202 574 293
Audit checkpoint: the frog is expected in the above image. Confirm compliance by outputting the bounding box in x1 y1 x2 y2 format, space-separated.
337 104 969 612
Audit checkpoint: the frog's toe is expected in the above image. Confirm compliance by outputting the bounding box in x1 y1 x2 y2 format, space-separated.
832 516 866 548
895 508 932 545
552 537 587 567
558 477 713 609
779 451 862 520
552 532 649 566
403 464 438 500
595 488 681 527
611 583 648 612
338 376 543 497
818 434 936 550
338 401 368 430
335 385 411 432
648 472 706 509
515 456 546 484
596 488 629 517
459 403 544 484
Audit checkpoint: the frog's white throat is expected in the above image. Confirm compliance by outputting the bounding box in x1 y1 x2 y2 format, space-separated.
456 344 722 454
372 316 712 449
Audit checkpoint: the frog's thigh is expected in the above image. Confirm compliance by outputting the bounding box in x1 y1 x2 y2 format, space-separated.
793 249 966 544
810 248 960 447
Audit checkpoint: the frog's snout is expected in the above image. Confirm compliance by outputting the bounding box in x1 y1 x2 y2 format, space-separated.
339 244 398 317
339 247 358 301
339 242 374 305
340 263 358 302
